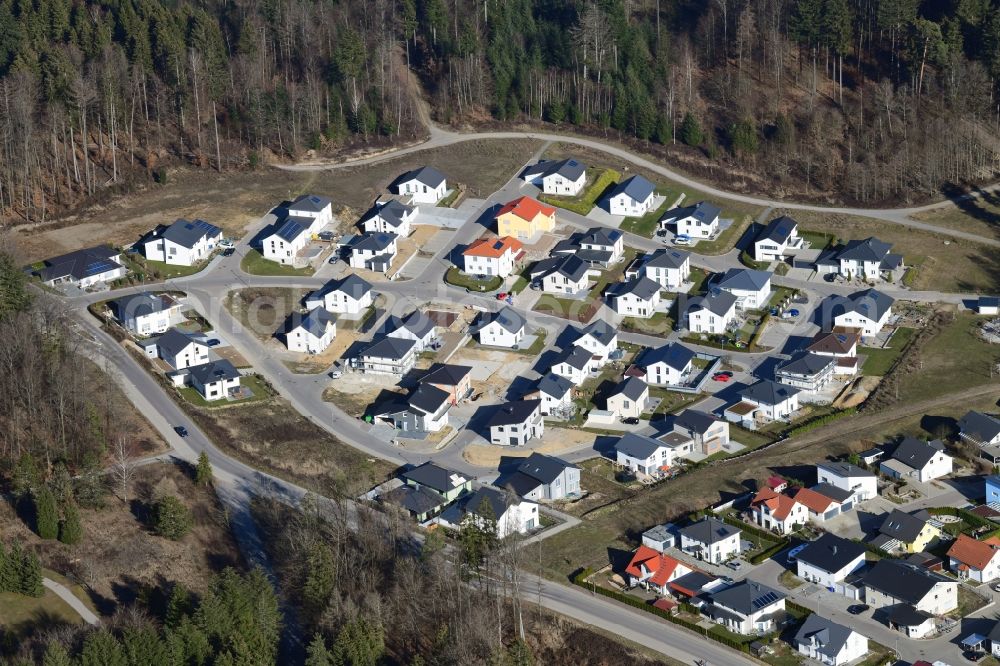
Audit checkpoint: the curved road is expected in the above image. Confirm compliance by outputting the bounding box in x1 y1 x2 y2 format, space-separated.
43 578 100 626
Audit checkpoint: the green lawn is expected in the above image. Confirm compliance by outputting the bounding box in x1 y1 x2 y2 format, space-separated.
445 266 503 292
645 388 703 416
241 249 315 276
178 374 273 408
799 229 835 250
860 327 917 376
539 168 620 215
513 329 548 355
437 188 462 208
619 187 676 238
691 213 759 256
0 589 86 632
120 252 209 280
620 311 675 337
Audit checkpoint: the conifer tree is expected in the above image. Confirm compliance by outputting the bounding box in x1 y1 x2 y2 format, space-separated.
305 633 334 666
59 500 83 545
34 486 59 540
79 629 127 666
19 547 44 597
153 496 192 540
195 451 213 485
41 643 73 666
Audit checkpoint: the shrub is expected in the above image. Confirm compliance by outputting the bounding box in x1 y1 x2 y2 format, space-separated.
153 496 193 540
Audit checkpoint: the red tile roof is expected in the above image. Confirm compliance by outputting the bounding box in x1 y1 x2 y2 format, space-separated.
947 533 1000 571
463 236 524 258
623 545 688 587
497 196 556 222
751 488 800 521
792 487 837 513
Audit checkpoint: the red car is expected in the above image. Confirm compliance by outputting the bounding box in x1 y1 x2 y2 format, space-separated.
496 292 508 300
712 371 734 382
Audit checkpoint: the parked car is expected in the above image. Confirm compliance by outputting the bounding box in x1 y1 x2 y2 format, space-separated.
673 237 691 246
786 544 807 563
712 371 734 382
621 417 640 425
318 231 335 241
726 560 743 571
173 426 189 437
328 255 340 264
965 651 983 662
329 369 343 379
529 281 542 291
846 604 870 615
206 338 221 347
222 248 235 257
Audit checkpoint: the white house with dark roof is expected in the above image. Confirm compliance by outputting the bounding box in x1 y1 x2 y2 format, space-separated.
775 352 836 393
551 226 624 267
684 290 738 334
836 237 903 280
37 245 127 287
528 372 575 416
673 410 729 456
305 274 374 316
141 218 222 266
263 216 315 265
498 453 580 501
109 292 181 336
572 320 618 365
606 277 661 318
958 411 1000 448
794 614 869 666
679 518 741 564
879 437 952 483
487 400 544 446
826 289 895 337
660 201 721 239
360 198 416 237
978 296 1000 315
615 433 678 475
437 486 539 539
753 216 801 262
795 534 866 587
628 248 691 290
807 329 861 376
393 166 448 204
347 232 399 273
606 377 649 420
385 311 437 352
726 380 801 426
188 359 242 401
706 581 786 635
550 345 593 386
537 254 591 294
863 560 957 615
712 268 772 310
606 175 656 216
288 193 334 229
522 158 587 196
636 342 695 386
355 337 417 376
374 382 452 434
285 308 337 354
816 462 877 502
148 328 210 370
472 306 526 348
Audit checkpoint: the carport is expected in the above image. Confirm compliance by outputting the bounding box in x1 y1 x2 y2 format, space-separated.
961 633 987 653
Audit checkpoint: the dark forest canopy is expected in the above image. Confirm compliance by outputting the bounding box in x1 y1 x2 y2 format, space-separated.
1 0 999 221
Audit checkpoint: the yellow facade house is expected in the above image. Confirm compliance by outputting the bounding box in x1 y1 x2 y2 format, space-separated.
496 196 556 240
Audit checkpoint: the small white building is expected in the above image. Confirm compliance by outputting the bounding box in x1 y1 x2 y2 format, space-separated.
305 274 374 316
393 166 448 204
749 488 808 535
706 581 786 635
551 227 624 267
550 345 592 386
141 219 222 266
150 328 210 370
836 237 902 280
37 245 127 287
285 308 337 354
947 534 1000 583
636 342 695 387
606 277 661 318
109 292 181 336
606 377 649 420
537 255 591 294
462 236 524 278
528 372 575 417
522 159 587 196
360 198 417 237
615 433 677 475
826 289 895 338
606 175 656 217
385 311 437 353
816 462 878 502
347 232 399 273
712 268 772 310
753 216 801 262
472 307 526 348
355 337 417 376
736 380 801 422
684 290 738 335
795 534 867 587
188 360 242 401
487 400 544 446
629 248 691 290
288 193 334 229
863 560 958 616
572 320 618 366
660 201 721 239
775 352 836 393
879 438 953 483
438 486 539 538
794 614 869 666
673 410 730 456
679 518 741 564
262 216 316 265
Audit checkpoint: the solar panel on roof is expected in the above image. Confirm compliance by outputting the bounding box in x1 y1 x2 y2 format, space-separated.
752 591 780 609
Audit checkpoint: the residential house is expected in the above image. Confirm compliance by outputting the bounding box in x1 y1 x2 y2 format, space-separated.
679 518 741 564
552 226 624 267
401 462 471 502
795 534 866 586
606 378 650 420
462 236 525 278
284 308 337 354
887 605 936 639
571 320 618 366
816 462 878 502
660 201 721 239
360 198 417 237
629 248 691 290
374 383 452 434
37 245 126 287
825 289 895 338
421 364 473 405
305 274 374 316
683 290 738 334
990 622 1000 658
495 196 556 240
673 410 730 456
794 614 869 666
876 509 940 554
753 216 802 262
712 268 772 310
624 546 694 595
354 337 417 376
347 232 399 273
438 486 539 539
385 311 437 352
288 193 334 229
606 277 661 318
791 486 845 523
141 218 221 266
732 380 801 422
978 296 1000 315
750 488 808 535
487 400 544 446
606 175 656 217
393 166 448 204
836 237 903 280
988 476 1000 505
151 328 209 370
498 453 580 501
636 342 695 387
947 534 1000 583
550 345 593 386
471 306 526 348
109 292 180 336
188 360 241 401
807 329 861 377
522 158 587 196
958 410 1000 448
262 216 316 265
538 254 590 294
705 581 786 635
879 438 952 483
527 372 575 417
381 484 449 522
863 559 958 615
775 352 836 393
642 524 676 552
616 432 680 475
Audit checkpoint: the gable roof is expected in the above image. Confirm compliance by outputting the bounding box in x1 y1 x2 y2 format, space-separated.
791 487 838 513
462 486 519 521
958 411 1000 444
273 216 311 243
422 363 473 387
362 199 414 228
879 509 933 543
641 342 696 372
616 433 665 460
758 216 798 244
40 245 122 282
515 453 577 484
811 483 854 504
189 359 240 385
817 462 875 480
332 274 373 300
837 237 892 262
536 372 574 399
624 545 688 587
750 488 801 521
863 560 953 604
793 614 857 659
607 276 661 301
160 219 222 248
827 289 895 322
474 306 526 335
497 196 556 222
359 336 416 360
398 166 446 188
382 484 446 515
645 248 690 269
673 410 720 435
549 254 589 282
554 344 593 371
289 193 332 213
611 376 648 402
579 226 622 247
796 533 865 573
351 232 398 252
157 327 205 358
387 311 436 339
408 383 452 415
714 268 772 293
526 158 587 182
401 462 468 494
288 307 337 338
577 319 617 347
947 533 1000 571
777 352 835 377
711 581 785 615
609 174 655 203
110 292 173 320
464 236 524 258
888 437 946 470
679 517 740 544
808 330 860 355
740 380 801 406
487 400 541 427
685 290 738 318
661 200 721 225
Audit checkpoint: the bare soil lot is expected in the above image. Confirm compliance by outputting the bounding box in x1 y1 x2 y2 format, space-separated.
225 287 308 342
15 139 540 263
462 428 596 467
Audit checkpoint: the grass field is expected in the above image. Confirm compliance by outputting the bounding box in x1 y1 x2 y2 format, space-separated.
911 187 1000 240
619 187 676 237
178 374 273 408
539 167 620 216
225 287 308 341
240 249 316 277
444 266 503 291
0 588 84 633
860 327 917 376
